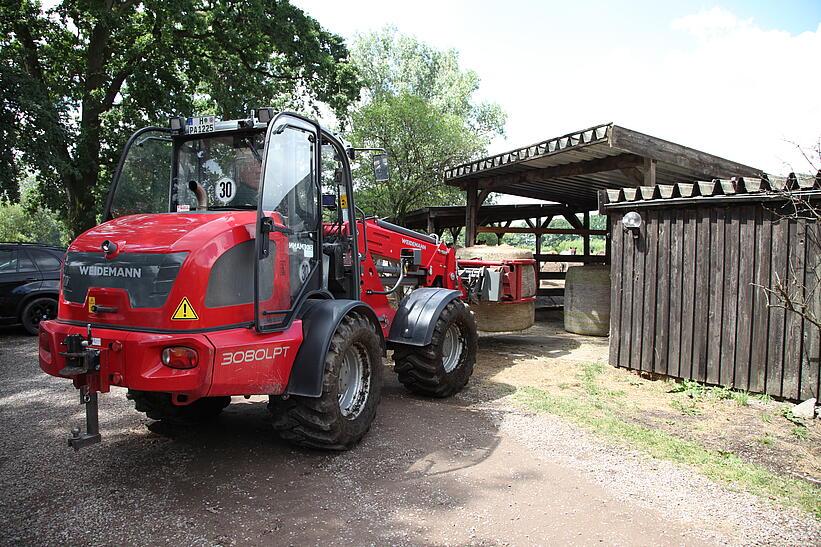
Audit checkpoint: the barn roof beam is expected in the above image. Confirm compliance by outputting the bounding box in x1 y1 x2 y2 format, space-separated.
468 153 645 192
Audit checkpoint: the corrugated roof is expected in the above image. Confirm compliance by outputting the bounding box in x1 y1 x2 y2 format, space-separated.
444 124 763 208
598 173 821 211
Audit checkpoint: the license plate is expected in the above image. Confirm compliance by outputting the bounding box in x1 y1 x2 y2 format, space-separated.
186 116 215 134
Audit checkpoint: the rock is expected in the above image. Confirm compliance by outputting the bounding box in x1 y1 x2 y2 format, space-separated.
792 398 817 419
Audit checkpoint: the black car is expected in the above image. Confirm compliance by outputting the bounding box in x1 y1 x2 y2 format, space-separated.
0 243 65 335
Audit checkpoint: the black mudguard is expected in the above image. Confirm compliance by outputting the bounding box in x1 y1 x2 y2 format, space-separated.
287 299 384 397
387 288 462 347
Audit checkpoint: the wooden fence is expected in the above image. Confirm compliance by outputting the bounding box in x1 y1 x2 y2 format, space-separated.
607 201 819 401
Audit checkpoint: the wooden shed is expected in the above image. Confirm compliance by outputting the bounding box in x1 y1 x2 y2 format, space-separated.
443 123 761 297
600 177 821 401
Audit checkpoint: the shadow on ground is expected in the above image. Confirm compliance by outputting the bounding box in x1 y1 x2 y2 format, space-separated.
0 329 526 546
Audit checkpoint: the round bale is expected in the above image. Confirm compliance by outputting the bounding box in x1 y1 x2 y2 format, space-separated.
563 264 611 336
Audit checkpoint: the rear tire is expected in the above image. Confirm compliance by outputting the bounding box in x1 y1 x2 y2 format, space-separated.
127 391 230 425
269 312 383 450
21 296 57 335
393 300 477 397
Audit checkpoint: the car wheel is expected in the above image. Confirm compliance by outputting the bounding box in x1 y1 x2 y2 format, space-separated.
21 297 58 335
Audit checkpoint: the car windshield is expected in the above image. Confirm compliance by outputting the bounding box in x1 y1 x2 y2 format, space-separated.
176 132 264 210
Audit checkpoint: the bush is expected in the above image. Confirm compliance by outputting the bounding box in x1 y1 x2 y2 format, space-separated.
0 199 67 246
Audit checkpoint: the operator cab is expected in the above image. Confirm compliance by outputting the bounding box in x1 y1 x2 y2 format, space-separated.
100 110 380 333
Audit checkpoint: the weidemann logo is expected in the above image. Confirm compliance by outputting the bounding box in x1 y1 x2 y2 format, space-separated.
401 238 426 250
78 265 142 278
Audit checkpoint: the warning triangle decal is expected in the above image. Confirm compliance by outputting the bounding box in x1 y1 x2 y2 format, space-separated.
171 297 199 320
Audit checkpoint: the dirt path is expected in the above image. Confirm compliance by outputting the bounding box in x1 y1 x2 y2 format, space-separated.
0 324 815 545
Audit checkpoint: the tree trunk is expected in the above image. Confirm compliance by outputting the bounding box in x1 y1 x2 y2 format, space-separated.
66 111 103 237
63 11 110 237
65 170 99 238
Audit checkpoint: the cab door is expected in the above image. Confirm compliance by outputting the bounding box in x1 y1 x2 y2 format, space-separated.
254 113 322 332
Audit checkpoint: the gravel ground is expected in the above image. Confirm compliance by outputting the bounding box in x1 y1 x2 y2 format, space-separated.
486 405 820 546
0 325 818 545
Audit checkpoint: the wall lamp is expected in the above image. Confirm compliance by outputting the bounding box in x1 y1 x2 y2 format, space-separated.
621 211 642 238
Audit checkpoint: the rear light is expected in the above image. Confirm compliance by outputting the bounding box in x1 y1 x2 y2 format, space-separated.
39 330 51 356
161 346 198 369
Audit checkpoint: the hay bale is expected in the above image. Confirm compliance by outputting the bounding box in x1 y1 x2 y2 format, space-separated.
564 264 610 336
457 245 535 332
469 301 535 332
456 244 533 261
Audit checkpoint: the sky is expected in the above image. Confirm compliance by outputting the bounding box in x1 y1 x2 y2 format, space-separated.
294 0 821 176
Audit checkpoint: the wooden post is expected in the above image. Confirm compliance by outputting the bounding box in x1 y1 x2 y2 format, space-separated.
426 215 435 236
465 183 478 247
583 211 591 256
535 218 542 288
464 184 490 247
605 215 612 263
643 158 657 186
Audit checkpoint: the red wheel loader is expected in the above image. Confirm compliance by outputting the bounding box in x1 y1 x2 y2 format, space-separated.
39 110 534 450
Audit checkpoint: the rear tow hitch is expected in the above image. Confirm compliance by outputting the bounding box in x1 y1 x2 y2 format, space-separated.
59 326 102 450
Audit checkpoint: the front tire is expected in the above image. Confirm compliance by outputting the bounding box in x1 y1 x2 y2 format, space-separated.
21 296 57 335
127 391 230 425
393 300 477 397
269 312 383 450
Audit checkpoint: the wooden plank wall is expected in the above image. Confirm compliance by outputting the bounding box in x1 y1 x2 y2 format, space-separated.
609 204 821 401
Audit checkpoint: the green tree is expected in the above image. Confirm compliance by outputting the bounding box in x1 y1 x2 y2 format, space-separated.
1 0 360 236
348 29 505 222
0 191 67 246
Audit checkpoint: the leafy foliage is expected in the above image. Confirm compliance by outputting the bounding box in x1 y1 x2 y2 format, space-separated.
1 0 360 236
0 183 67 246
347 29 505 222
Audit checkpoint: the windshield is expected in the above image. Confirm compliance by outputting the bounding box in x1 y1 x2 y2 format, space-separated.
107 128 269 219
107 128 173 219
176 132 264 210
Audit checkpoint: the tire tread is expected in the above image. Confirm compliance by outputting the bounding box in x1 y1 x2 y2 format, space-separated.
393 300 477 398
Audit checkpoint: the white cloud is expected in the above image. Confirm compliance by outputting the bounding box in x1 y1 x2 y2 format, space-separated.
492 7 821 177
293 2 820 177
660 8 821 174
671 6 754 39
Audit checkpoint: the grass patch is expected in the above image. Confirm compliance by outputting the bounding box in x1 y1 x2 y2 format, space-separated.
670 398 702 416
513 385 821 518
670 381 753 407
792 427 809 441
757 434 774 446
712 386 733 400
580 363 604 396
669 379 706 399
733 391 750 407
